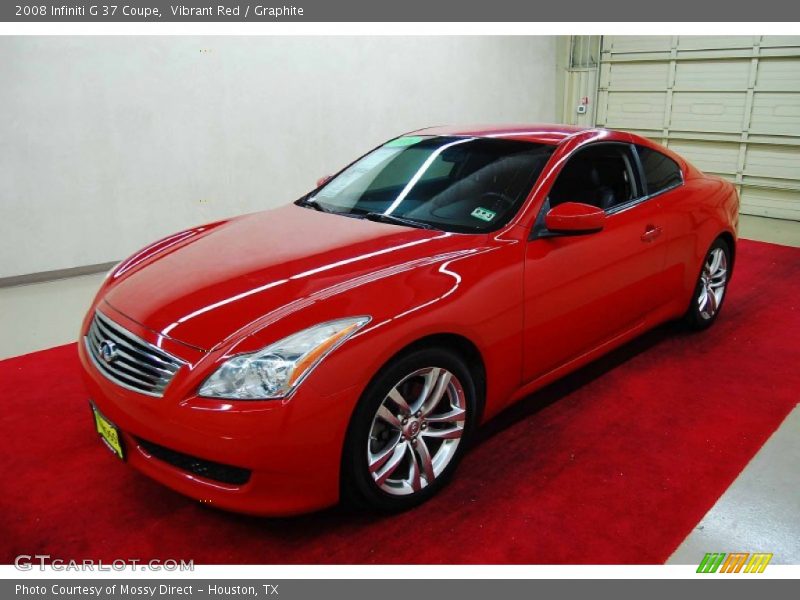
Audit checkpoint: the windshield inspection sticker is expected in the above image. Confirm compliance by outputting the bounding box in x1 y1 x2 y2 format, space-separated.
471 207 496 222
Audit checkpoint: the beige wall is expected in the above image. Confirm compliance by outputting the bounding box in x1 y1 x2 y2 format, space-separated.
0 36 556 279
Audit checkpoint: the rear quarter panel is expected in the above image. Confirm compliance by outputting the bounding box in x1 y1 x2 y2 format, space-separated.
657 167 739 318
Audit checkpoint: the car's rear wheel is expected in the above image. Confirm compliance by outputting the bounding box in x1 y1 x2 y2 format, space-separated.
685 237 731 330
341 347 478 512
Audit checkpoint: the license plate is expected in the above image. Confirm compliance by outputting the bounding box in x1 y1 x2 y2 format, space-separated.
91 403 125 460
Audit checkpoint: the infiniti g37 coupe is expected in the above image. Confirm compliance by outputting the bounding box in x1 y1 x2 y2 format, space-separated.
79 125 739 515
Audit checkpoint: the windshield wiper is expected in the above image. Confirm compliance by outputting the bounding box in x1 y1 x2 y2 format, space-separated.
364 212 437 230
298 196 336 213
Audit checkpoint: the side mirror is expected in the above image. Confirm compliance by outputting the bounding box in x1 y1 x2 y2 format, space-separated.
544 202 605 235
316 175 333 188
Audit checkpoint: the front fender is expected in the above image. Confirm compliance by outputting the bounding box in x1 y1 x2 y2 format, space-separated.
294 239 527 423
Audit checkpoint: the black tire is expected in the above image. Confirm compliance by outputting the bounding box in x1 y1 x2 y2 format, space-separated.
341 346 479 513
684 237 731 330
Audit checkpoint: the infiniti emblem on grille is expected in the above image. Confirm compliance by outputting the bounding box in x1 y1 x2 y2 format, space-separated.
99 340 118 363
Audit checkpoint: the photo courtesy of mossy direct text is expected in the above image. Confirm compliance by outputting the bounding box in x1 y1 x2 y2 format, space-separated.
15 585 276 597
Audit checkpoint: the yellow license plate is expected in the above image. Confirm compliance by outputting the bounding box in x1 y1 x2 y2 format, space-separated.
91 404 125 460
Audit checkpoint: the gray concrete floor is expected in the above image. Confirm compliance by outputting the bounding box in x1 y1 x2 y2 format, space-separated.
0 213 799 564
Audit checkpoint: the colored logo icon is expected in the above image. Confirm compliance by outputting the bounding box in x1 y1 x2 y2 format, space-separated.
697 552 773 573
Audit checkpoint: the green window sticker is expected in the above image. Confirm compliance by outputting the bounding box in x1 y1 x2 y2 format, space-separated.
385 136 425 147
471 207 496 222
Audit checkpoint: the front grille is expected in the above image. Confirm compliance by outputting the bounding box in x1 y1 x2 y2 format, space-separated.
136 438 252 486
84 310 184 397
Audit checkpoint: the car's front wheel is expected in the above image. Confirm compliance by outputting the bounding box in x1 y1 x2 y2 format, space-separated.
685 237 731 330
341 347 478 512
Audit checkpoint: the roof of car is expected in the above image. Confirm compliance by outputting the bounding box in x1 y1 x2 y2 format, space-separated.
409 124 597 145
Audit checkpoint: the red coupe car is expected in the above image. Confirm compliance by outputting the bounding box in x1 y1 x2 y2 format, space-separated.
80 125 739 515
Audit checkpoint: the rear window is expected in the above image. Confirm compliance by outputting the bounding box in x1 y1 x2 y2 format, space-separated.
636 145 682 196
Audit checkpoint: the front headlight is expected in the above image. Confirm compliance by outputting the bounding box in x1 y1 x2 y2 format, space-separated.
198 316 370 400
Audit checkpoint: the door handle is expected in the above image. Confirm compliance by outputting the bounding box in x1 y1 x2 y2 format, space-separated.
641 225 662 243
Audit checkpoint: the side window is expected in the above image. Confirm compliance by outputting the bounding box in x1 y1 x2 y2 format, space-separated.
548 144 637 211
636 145 682 195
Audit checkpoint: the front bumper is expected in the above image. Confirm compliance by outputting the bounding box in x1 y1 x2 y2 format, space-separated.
78 317 359 516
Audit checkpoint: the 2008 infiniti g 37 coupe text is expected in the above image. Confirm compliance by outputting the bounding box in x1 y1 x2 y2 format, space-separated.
80 125 738 515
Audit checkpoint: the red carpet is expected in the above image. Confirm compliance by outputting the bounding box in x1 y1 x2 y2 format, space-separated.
1 239 798 564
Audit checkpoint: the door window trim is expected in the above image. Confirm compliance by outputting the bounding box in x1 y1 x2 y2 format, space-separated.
627 144 685 208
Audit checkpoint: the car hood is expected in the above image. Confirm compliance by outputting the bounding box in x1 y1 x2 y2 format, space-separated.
104 204 456 351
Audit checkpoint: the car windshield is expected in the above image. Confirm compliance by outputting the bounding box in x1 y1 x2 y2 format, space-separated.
302 136 555 233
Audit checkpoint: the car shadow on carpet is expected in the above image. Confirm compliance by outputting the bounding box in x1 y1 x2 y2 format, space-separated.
473 321 683 448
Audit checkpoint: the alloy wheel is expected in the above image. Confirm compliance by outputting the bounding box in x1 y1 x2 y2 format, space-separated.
366 367 467 496
698 247 728 320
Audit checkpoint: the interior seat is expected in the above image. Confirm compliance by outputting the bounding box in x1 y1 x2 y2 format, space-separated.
589 165 616 210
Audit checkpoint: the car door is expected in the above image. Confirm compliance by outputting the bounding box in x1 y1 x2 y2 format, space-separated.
522 142 669 383
633 144 695 302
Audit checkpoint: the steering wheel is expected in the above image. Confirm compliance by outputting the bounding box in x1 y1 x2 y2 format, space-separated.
479 191 515 211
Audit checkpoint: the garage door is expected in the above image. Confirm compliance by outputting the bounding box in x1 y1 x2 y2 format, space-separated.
594 36 800 221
